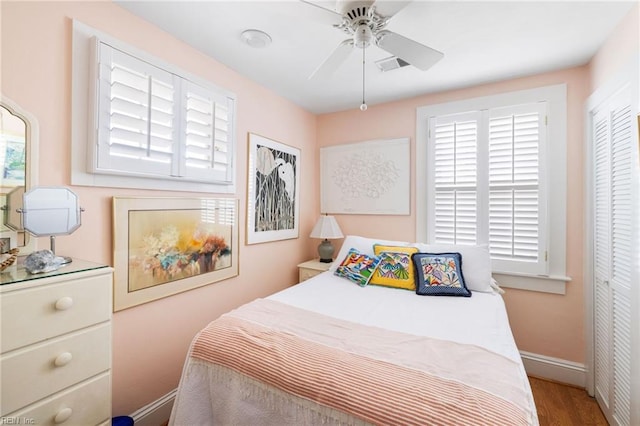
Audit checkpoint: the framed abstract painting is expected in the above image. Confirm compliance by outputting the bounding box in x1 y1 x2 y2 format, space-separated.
246 133 300 244
113 197 239 311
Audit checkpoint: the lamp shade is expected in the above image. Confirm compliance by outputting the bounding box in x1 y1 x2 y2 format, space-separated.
310 215 343 240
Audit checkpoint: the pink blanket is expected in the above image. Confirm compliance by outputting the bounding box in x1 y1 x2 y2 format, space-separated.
187 298 534 425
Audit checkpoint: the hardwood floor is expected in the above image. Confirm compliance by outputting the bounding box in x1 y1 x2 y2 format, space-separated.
529 376 608 425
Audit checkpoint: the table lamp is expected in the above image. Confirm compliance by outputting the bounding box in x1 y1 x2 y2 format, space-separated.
310 215 343 263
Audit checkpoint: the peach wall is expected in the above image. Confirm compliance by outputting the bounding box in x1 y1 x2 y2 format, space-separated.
588 3 639 92
318 66 590 363
3 0 637 417
1 1 318 416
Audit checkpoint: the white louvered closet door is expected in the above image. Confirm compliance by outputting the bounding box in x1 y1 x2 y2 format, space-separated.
591 86 638 426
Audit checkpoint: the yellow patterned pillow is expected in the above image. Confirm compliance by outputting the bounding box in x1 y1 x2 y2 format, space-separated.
369 245 419 290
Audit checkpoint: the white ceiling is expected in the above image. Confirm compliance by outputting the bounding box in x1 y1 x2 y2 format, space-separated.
115 0 636 114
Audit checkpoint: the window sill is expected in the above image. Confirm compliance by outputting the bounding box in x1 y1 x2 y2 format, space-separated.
492 272 571 295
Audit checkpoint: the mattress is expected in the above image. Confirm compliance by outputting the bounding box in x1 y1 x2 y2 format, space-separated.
169 271 538 425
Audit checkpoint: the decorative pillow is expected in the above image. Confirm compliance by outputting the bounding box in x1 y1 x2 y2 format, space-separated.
415 243 492 293
412 252 471 297
334 248 381 287
369 245 418 290
329 235 410 273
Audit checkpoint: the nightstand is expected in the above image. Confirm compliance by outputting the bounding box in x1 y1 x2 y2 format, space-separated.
297 259 332 283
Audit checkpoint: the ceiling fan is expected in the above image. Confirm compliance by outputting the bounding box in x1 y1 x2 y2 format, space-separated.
303 0 444 81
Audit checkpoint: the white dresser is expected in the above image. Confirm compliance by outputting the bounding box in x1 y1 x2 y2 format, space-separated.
0 259 113 426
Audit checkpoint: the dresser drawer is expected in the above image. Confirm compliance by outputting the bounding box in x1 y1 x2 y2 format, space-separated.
1 323 111 415
1 273 111 352
6 372 111 426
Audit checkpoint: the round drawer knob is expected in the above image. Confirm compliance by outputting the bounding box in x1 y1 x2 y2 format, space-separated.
54 407 73 423
54 352 73 367
55 296 74 311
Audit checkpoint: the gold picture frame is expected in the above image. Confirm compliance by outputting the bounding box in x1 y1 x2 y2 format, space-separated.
113 197 239 311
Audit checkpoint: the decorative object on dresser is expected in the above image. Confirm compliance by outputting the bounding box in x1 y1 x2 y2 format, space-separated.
309 214 343 262
112 197 239 311
0 259 113 425
0 248 19 271
246 133 301 244
23 249 67 274
297 259 332 283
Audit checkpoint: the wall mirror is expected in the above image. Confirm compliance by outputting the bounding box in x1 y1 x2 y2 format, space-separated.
1 96 38 253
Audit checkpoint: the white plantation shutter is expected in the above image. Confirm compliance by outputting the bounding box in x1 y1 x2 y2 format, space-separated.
428 103 547 274
96 44 177 176
431 112 479 245
93 40 235 186
181 81 234 183
488 103 547 274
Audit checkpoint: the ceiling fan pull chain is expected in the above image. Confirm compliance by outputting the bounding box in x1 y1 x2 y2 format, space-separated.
360 45 367 111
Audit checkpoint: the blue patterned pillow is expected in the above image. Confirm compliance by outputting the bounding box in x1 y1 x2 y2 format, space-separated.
334 248 381 287
411 252 471 297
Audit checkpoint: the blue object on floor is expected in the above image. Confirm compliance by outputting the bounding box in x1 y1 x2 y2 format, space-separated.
112 416 134 426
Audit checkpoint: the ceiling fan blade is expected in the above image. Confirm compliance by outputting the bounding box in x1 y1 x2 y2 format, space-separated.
372 1 412 19
376 30 443 71
299 0 344 25
309 39 354 80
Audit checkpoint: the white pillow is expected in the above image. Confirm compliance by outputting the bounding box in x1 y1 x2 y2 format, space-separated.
329 235 411 273
414 243 493 293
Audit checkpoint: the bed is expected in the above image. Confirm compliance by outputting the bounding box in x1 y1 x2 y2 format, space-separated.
169 236 539 426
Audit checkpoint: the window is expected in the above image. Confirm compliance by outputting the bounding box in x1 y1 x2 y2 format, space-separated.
416 85 568 292
71 20 236 193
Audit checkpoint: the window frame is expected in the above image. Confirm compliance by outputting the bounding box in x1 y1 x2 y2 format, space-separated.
416 84 570 294
72 20 237 193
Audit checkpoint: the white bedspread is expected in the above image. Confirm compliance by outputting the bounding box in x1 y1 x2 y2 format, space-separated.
170 271 539 425
270 272 521 362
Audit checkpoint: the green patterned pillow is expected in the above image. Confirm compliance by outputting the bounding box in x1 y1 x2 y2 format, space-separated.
369 245 418 290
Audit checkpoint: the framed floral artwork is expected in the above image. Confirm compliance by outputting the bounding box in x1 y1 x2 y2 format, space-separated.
246 133 300 244
113 197 239 311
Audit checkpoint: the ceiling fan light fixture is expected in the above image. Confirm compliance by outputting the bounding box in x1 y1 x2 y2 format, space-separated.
354 24 373 48
240 29 272 49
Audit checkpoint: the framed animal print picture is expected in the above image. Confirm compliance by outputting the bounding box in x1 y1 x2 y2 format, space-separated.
246 133 301 244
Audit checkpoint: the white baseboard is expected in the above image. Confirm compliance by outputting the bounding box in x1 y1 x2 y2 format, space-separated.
520 350 586 388
130 388 176 426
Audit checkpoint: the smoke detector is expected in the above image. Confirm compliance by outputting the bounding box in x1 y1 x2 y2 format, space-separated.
240 29 272 48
